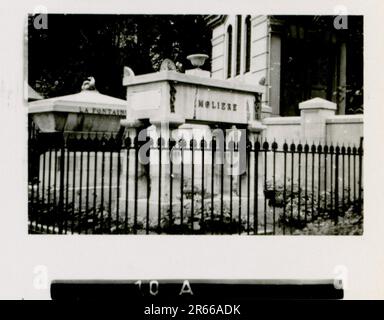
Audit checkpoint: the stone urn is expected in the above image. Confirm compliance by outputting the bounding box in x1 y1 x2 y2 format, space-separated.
187 54 209 69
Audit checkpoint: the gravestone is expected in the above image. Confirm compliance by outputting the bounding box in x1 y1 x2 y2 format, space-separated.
120 58 266 229
28 77 128 133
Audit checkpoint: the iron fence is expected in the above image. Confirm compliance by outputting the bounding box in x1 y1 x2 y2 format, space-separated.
28 130 363 235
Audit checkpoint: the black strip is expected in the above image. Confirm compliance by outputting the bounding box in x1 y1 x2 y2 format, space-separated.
51 279 343 301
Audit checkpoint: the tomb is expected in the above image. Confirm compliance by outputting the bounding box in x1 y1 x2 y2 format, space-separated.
28 77 128 133
120 55 266 228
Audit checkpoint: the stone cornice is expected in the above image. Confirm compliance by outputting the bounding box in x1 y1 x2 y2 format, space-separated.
205 15 228 28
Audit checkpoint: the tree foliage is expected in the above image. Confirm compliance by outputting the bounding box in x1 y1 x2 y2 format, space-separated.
28 14 212 99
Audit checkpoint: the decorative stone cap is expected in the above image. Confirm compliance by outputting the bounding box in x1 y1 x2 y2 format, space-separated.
28 85 44 101
299 97 337 111
248 120 266 133
123 66 135 85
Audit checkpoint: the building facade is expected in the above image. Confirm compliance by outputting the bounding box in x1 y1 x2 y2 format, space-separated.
207 15 363 117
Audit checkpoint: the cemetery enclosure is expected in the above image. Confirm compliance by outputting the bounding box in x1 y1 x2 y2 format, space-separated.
28 131 364 235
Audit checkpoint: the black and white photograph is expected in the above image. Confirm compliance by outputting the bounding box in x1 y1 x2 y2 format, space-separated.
0 0 383 303
27 14 363 235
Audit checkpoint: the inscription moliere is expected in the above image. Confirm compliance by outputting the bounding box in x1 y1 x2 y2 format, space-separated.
197 99 238 111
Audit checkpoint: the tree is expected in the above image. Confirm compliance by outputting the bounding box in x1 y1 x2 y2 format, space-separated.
28 14 212 99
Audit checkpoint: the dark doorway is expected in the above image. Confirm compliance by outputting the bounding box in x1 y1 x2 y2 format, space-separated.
278 16 363 116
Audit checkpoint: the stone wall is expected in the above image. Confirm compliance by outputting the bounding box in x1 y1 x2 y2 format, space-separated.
261 97 363 147
325 115 364 146
257 97 363 208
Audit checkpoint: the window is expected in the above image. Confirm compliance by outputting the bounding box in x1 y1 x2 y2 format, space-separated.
227 25 233 78
245 16 251 73
235 15 242 76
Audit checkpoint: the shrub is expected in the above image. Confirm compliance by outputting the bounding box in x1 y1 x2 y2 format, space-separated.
160 187 245 234
264 179 363 234
293 202 363 235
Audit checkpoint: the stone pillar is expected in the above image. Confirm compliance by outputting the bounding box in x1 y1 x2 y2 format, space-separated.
338 42 347 115
299 98 337 209
118 119 144 223
175 123 211 200
149 119 179 202
120 120 144 197
269 17 284 116
148 116 185 223
269 34 281 116
299 97 336 144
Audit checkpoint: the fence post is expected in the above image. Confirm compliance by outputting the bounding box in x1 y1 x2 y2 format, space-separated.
358 137 363 212
57 135 66 234
300 98 336 214
334 146 340 224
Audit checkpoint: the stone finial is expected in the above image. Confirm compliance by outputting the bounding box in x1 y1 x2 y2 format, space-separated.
123 66 135 85
160 58 177 71
185 54 210 78
299 97 336 111
187 54 209 69
81 76 96 91
124 66 135 77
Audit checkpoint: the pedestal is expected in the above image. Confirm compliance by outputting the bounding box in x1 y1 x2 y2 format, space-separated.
299 97 336 144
